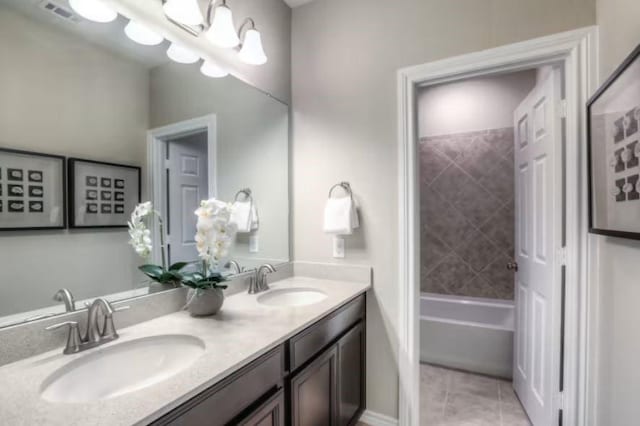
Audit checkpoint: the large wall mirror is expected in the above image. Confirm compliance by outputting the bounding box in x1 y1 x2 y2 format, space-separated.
0 0 289 327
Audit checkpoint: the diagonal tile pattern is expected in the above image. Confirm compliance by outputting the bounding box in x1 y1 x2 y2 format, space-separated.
420 128 515 300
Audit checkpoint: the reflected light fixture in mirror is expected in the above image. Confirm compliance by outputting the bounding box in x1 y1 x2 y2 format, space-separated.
205 1 240 48
124 21 164 46
200 60 229 78
163 0 204 26
167 42 200 64
238 22 267 65
69 0 117 23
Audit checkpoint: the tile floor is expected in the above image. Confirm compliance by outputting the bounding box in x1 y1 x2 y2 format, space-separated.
420 363 531 426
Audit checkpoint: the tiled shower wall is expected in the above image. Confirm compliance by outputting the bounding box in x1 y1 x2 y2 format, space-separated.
420 128 515 300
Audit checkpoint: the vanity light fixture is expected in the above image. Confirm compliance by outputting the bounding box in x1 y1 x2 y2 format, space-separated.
237 19 267 65
167 42 200 64
205 0 240 48
68 0 117 23
163 0 204 26
200 60 229 78
124 21 164 46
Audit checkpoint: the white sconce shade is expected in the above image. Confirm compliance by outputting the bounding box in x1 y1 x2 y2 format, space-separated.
163 0 204 26
166 43 199 64
205 5 239 48
69 0 117 23
124 21 163 46
238 29 267 65
200 61 229 78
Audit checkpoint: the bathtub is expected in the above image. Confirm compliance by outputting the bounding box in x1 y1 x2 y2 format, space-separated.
419 293 515 379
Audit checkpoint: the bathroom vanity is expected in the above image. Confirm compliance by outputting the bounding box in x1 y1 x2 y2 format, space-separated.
0 272 370 426
153 294 365 426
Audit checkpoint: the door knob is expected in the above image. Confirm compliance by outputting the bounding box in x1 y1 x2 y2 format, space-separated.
506 262 519 271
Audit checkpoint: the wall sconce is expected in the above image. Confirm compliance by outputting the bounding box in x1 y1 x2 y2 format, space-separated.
238 19 267 65
206 0 240 48
162 0 204 27
69 0 117 23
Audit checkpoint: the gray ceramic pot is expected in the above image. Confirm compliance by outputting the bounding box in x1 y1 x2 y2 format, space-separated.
186 288 224 317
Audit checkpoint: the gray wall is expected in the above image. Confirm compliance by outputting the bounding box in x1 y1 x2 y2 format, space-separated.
591 0 640 424
0 7 148 315
149 63 290 266
418 72 535 300
291 0 595 418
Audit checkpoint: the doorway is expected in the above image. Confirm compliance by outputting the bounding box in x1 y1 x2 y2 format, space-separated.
397 27 598 426
147 115 217 268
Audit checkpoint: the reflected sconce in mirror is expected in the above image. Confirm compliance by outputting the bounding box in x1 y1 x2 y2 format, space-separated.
238 19 267 65
69 0 117 23
124 21 164 46
167 42 200 64
200 60 229 78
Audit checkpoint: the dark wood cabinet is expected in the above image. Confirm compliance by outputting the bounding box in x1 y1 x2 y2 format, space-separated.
290 345 338 426
237 390 285 426
337 322 365 426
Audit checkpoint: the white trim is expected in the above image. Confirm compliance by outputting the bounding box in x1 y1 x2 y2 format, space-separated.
146 115 217 265
359 410 399 426
397 27 598 426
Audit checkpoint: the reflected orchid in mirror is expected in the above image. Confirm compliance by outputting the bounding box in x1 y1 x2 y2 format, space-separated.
128 201 153 258
194 198 237 271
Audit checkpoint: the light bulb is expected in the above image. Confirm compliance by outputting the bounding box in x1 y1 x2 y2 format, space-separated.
69 0 117 23
166 43 199 64
124 21 163 46
163 0 203 26
238 29 267 65
205 5 239 48
200 61 229 78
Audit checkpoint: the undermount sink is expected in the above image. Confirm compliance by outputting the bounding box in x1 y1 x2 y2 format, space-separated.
40 334 205 403
257 288 327 307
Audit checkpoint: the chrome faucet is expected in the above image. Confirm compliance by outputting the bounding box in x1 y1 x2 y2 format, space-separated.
248 264 276 294
53 288 76 312
46 298 128 355
226 260 242 274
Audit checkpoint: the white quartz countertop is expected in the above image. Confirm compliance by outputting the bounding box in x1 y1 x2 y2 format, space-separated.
0 276 370 425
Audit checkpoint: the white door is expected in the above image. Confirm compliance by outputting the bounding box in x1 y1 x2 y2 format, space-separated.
166 132 208 264
513 70 562 426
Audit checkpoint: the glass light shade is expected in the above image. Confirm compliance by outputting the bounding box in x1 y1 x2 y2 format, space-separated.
200 61 229 78
238 29 267 65
69 0 117 23
163 0 203 26
166 43 199 64
205 5 239 48
124 21 163 46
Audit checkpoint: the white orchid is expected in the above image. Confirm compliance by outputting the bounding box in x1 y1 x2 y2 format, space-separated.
128 201 155 260
194 198 237 270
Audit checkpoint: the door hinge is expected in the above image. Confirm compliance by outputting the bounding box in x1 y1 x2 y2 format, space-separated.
558 99 568 118
555 391 565 410
557 247 567 265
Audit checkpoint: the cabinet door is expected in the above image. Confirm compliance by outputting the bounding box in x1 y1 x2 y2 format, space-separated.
238 389 285 426
337 323 365 426
290 345 338 426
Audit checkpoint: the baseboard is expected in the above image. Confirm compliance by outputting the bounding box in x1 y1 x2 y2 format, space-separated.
359 410 399 426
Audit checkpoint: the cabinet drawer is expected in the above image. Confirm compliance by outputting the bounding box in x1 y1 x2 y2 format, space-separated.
153 345 285 426
288 295 365 371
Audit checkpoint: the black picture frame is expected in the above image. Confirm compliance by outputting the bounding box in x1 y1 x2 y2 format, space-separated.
587 43 640 240
68 158 140 229
0 147 66 231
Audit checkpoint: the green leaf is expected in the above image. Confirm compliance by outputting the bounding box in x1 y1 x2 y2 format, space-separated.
139 264 164 279
169 262 188 271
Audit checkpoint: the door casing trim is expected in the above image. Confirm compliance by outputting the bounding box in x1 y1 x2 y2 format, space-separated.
396 27 598 426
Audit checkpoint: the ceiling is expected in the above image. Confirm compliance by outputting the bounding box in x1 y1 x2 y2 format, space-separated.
284 0 315 8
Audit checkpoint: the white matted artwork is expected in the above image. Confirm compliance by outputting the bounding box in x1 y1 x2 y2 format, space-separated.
68 158 140 228
588 44 640 238
0 148 65 230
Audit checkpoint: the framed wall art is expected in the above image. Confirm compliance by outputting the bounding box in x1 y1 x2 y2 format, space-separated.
588 44 640 239
68 158 140 228
0 148 66 230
